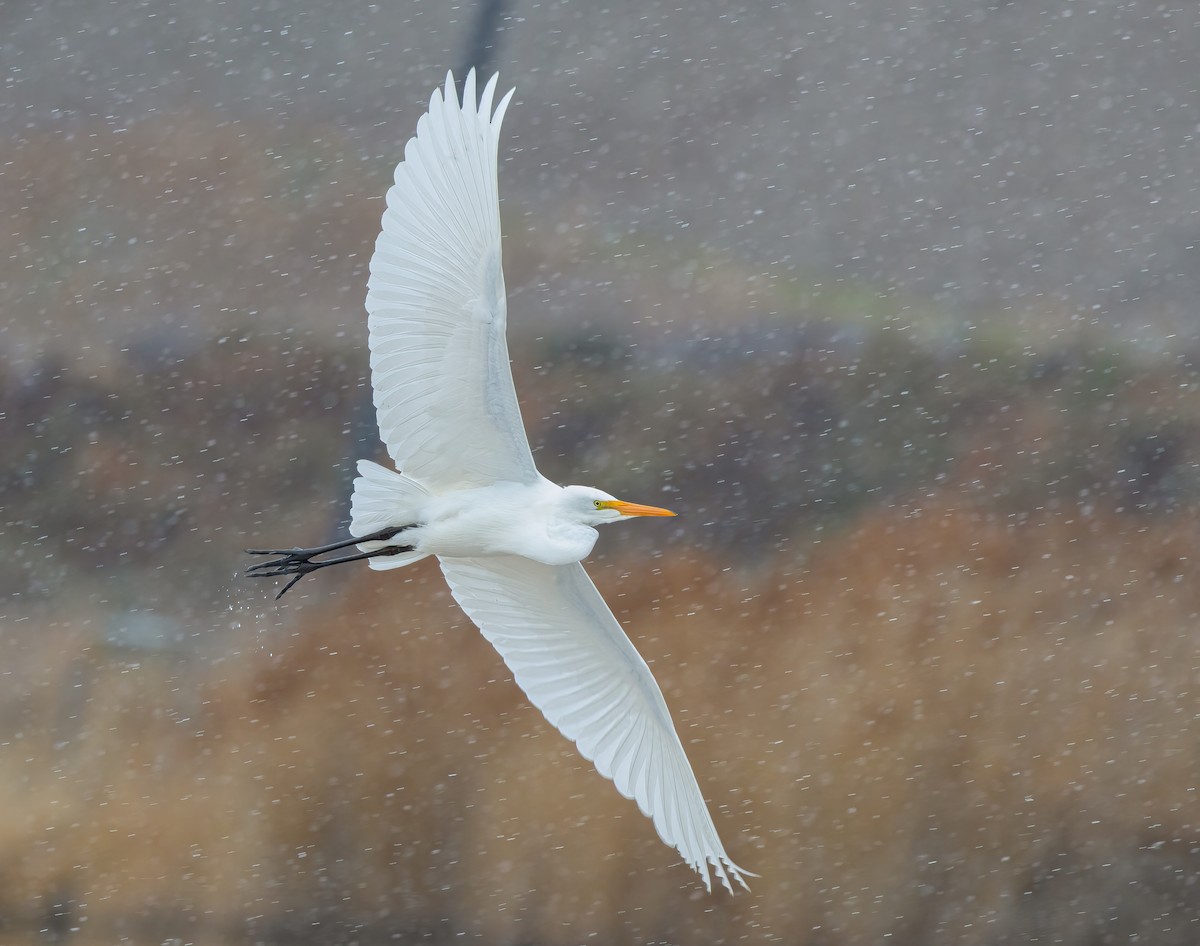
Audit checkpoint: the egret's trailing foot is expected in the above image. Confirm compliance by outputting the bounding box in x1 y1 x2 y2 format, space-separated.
245 525 414 599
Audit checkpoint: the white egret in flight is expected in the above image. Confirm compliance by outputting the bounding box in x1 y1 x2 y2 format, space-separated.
246 71 752 892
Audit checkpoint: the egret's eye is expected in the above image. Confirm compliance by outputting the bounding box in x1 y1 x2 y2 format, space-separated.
594 500 604 509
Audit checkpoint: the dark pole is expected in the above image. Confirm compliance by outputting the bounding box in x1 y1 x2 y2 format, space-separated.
457 0 510 101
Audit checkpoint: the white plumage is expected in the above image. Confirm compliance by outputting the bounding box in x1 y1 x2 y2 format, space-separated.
367 72 533 489
247 71 752 893
440 555 748 891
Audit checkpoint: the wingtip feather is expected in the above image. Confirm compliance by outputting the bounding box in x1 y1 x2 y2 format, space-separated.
463 68 477 110
493 85 516 131
480 71 500 117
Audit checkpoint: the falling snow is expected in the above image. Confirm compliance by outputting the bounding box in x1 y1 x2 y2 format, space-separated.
2 1 1199 944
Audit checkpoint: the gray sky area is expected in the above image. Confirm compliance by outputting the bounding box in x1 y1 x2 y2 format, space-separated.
5 1 1198 364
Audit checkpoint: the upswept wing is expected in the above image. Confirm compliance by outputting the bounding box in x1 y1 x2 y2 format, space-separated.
366 71 538 489
439 555 752 893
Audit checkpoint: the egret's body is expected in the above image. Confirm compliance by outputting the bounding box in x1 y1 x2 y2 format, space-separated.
360 478 638 564
246 71 752 892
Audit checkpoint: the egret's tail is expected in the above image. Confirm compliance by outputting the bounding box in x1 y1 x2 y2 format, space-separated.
350 459 431 570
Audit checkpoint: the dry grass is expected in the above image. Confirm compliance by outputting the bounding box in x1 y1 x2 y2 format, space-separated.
5 109 1200 945
2 498 1197 944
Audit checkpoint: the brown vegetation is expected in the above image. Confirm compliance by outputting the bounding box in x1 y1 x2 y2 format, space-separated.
5 107 1200 945
2 494 1197 944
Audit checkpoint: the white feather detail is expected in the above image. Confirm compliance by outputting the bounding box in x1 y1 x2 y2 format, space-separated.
366 70 535 490
439 554 753 893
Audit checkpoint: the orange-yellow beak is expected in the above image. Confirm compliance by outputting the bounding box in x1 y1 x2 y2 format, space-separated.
605 500 677 518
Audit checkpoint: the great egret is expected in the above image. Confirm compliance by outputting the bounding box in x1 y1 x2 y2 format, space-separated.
246 71 752 893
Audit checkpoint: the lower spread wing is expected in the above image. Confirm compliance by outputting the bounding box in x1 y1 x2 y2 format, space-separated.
438 555 751 892
366 71 538 489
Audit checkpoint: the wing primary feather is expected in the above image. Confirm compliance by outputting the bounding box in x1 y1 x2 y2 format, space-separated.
462 68 477 111
479 71 499 121
611 712 649 792
453 74 490 243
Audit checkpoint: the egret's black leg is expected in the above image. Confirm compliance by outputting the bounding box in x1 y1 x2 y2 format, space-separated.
245 525 408 560
244 525 416 599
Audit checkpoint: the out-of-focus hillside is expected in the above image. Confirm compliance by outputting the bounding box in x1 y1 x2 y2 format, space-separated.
8 113 1200 600
7 225 1200 611
2 504 1197 944
5 233 1200 941
4 2 1200 943
5 0 1200 360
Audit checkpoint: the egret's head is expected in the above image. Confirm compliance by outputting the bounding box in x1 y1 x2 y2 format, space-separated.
562 485 677 526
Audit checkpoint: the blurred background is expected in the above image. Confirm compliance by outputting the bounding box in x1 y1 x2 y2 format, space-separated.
3 0 1199 942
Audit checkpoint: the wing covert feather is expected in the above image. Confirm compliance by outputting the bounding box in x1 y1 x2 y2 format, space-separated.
366 71 537 489
439 555 751 892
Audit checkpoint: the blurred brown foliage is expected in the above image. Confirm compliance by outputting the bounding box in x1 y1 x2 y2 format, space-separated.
5 106 1200 944
3 494 1199 943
